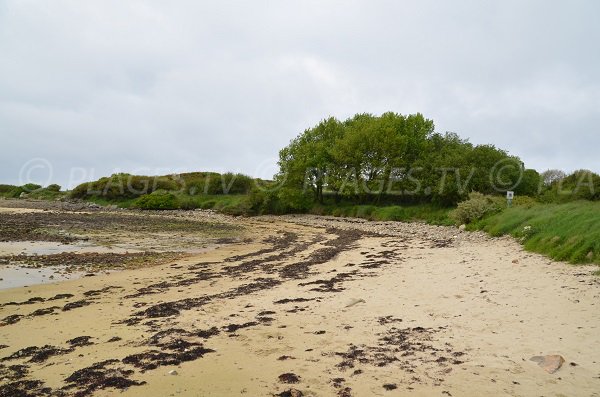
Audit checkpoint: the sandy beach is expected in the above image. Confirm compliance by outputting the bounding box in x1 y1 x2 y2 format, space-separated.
1 202 599 396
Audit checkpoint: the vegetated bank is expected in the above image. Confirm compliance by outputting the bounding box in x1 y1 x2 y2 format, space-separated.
4 112 600 267
469 199 600 268
0 183 65 200
449 170 600 266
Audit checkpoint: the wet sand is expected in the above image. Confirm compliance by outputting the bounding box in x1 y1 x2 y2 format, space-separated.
0 202 599 396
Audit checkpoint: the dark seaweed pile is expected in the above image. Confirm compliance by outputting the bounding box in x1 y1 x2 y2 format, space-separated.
0 211 238 243
0 222 462 397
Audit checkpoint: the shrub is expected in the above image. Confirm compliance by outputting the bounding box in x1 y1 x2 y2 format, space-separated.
220 200 252 216
46 184 61 192
0 184 42 198
245 188 288 214
71 174 183 200
177 196 198 210
205 173 253 195
276 188 312 212
355 205 376 219
539 169 600 203
200 200 217 209
0 184 17 194
512 195 537 208
450 192 503 225
21 183 42 192
133 192 180 210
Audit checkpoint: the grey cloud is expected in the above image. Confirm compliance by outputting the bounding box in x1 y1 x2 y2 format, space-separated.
1 0 599 188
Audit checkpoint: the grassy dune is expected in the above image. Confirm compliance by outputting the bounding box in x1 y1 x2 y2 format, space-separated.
86 193 249 214
473 201 600 266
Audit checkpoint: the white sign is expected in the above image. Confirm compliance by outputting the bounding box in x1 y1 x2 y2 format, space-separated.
506 191 514 200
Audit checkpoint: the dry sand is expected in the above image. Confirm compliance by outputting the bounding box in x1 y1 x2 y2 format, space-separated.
1 205 599 396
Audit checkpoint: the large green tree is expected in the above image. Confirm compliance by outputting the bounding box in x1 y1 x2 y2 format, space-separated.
277 111 531 206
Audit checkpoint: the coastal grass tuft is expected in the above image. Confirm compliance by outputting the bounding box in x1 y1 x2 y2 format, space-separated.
472 200 600 265
311 203 453 225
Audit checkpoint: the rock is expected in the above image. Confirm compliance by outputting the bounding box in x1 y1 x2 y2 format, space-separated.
344 298 365 308
530 355 565 373
458 224 466 232
512 259 519 264
168 370 178 375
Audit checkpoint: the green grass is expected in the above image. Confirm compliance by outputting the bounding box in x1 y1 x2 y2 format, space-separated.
25 190 67 200
84 195 137 208
80 189 452 223
0 185 67 200
176 194 249 214
311 203 453 225
83 193 250 214
472 200 600 264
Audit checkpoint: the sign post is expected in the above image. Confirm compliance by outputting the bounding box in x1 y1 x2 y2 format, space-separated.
506 191 514 208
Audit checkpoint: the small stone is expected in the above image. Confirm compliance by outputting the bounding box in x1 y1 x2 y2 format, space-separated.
168 370 178 376
458 224 466 232
512 259 519 264
530 355 565 373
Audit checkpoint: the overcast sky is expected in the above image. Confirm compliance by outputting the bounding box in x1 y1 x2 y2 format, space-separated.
1 0 599 188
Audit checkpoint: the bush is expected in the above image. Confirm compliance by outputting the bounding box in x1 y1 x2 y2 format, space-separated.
245 188 289 215
200 200 217 209
512 195 537 208
133 192 180 210
276 188 312 212
205 173 253 195
46 184 61 192
0 184 17 194
21 183 42 193
177 196 199 210
355 205 376 219
71 174 183 200
539 170 600 203
450 192 503 225
0 184 43 198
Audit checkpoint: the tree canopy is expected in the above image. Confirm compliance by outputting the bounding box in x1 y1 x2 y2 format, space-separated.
276 112 535 206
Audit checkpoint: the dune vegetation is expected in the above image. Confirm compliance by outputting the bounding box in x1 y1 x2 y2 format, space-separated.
472 200 600 265
4 112 600 267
